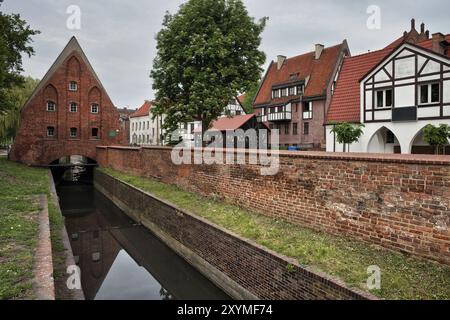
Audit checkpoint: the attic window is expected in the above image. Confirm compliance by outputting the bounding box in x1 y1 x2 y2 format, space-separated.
69 81 78 91
289 73 299 81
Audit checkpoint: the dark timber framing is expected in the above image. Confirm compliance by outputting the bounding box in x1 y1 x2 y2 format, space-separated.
362 44 450 124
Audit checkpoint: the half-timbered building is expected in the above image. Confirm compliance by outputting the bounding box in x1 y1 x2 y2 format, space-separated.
326 20 450 154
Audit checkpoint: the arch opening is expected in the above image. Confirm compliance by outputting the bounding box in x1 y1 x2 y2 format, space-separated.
409 126 450 155
50 155 97 185
367 127 401 154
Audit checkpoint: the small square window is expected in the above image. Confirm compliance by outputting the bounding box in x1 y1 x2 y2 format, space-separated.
91 104 99 113
70 103 78 113
47 126 55 137
47 101 56 112
69 81 78 91
70 128 77 138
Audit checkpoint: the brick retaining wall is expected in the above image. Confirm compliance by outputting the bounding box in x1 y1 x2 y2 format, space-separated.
96 146 450 265
94 170 374 300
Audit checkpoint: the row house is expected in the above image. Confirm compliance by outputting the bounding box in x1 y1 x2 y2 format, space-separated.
253 42 350 150
129 101 165 146
326 20 450 154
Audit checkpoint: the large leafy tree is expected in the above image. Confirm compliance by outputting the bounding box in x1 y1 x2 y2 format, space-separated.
0 0 40 114
241 80 260 114
151 0 267 141
0 76 39 145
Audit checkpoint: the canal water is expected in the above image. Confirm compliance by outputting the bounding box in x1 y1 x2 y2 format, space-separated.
52 162 230 300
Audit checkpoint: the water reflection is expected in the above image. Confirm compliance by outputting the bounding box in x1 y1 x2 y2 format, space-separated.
57 182 230 300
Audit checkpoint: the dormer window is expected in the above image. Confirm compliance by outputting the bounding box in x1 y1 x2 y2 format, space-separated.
281 88 287 97
272 89 280 99
91 103 99 113
297 85 304 95
47 101 56 112
69 81 78 91
289 87 296 96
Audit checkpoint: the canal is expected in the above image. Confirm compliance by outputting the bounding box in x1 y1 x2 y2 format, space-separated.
52 159 230 300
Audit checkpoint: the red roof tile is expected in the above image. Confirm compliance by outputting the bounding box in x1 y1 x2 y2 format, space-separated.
326 34 450 123
254 43 345 106
130 101 152 118
194 114 257 132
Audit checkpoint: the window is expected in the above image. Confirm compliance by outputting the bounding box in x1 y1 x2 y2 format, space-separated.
303 122 309 135
147 135 150 143
152 128 155 136
91 128 99 138
289 87 296 96
132 123 135 131
284 124 290 135
47 101 56 112
420 83 440 104
293 123 298 135
303 102 313 119
69 81 78 91
139 122 141 130
147 121 149 130
386 130 395 144
69 103 77 113
281 88 287 97
375 89 393 108
297 85 304 95
70 127 78 138
91 104 99 113
47 126 55 137
272 89 280 99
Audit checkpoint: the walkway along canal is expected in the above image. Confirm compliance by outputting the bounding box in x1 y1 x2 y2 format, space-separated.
51 159 230 300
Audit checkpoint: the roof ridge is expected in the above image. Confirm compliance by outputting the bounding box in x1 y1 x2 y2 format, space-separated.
281 42 343 62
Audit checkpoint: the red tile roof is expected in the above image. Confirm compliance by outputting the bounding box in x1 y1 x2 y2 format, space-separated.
194 114 257 132
254 43 345 106
326 35 450 123
130 101 152 118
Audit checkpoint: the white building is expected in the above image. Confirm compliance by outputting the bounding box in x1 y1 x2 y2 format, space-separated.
181 95 246 145
326 22 450 154
129 101 165 146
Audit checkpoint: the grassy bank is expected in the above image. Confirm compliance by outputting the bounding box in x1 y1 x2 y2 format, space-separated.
100 167 450 300
0 157 66 299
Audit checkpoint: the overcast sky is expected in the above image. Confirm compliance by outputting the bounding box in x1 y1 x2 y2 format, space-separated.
2 0 449 109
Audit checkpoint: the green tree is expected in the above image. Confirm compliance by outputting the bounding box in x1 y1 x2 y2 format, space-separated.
330 122 365 152
423 124 450 155
0 0 40 114
241 80 260 114
151 0 267 142
0 76 39 145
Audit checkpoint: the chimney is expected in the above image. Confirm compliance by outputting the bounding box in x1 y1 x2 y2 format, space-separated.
432 32 446 55
420 23 425 34
277 55 286 70
411 18 416 30
315 44 324 60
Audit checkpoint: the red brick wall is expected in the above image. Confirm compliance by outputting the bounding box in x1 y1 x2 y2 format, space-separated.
97 146 450 265
10 51 125 165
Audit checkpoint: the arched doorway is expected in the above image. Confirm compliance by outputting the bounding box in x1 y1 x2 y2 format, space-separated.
409 126 450 155
367 127 401 154
50 155 97 185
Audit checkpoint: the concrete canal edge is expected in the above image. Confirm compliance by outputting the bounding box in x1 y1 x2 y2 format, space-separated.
48 171 85 300
94 169 377 300
33 194 55 300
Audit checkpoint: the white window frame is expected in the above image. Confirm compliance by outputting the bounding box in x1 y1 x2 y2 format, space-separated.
69 81 78 91
91 103 99 113
47 126 55 137
70 128 77 138
375 89 393 108
419 82 440 105
47 101 56 112
69 103 78 113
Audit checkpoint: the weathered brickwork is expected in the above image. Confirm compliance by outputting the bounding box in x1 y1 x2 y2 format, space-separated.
96 146 450 265
10 38 125 165
95 170 373 300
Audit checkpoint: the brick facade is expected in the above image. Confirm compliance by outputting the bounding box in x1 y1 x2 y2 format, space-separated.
10 37 125 165
97 146 450 265
95 170 374 300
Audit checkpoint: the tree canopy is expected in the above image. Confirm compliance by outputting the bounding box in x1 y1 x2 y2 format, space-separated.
241 80 260 114
330 122 365 152
0 76 39 145
0 0 39 114
150 0 267 139
423 124 450 155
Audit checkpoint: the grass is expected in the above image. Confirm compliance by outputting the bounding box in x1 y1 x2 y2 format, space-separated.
0 157 67 299
101 167 450 300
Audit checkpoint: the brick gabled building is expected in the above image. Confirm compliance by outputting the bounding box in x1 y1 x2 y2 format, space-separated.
326 20 450 154
10 37 126 165
253 41 350 149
